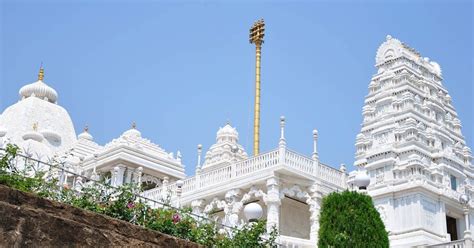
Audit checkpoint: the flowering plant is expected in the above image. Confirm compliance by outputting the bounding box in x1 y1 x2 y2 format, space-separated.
0 144 278 247
172 213 181 224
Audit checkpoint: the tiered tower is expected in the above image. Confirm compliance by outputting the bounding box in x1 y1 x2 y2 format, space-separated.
354 35 473 247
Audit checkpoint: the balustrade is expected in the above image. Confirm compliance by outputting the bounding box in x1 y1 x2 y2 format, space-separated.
318 162 346 188
143 148 347 199
424 239 467 248
285 150 314 174
279 235 314 248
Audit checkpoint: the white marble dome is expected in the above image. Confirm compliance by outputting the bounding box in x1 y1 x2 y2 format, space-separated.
0 70 77 158
78 127 94 141
216 123 238 143
122 122 142 138
19 68 58 104
202 123 248 170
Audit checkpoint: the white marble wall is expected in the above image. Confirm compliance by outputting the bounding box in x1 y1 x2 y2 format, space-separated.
279 197 310 239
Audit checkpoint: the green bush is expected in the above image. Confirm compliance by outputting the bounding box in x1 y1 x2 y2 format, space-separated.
318 190 389 248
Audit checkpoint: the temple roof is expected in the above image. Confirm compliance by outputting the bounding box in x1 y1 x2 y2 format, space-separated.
19 67 58 104
375 35 442 77
202 123 248 170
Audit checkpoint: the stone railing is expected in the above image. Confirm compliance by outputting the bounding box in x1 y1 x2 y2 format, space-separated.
279 235 314 248
318 162 346 187
285 149 314 174
235 149 280 177
424 239 468 248
143 148 346 200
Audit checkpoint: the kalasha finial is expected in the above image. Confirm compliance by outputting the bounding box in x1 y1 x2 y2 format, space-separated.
38 63 44 81
132 122 136 129
84 125 89 133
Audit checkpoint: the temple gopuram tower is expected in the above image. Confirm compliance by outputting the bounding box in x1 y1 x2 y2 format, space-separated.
353 35 473 247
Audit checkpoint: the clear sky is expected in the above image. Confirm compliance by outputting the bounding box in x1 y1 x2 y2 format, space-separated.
1 0 472 175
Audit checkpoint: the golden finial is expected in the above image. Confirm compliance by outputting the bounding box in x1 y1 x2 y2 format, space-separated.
132 122 136 129
249 18 265 45
38 63 44 81
32 122 38 131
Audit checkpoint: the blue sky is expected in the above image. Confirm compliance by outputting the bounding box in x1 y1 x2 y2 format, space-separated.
1 0 472 175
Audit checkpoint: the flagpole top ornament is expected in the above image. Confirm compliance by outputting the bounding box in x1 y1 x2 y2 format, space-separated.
249 19 265 45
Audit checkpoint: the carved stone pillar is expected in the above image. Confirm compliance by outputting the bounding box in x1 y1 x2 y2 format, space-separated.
438 200 448 238
464 207 472 240
125 168 133 184
134 167 143 185
224 189 243 228
161 176 169 201
191 199 205 216
265 177 281 232
114 166 126 186
308 183 322 242
466 209 473 248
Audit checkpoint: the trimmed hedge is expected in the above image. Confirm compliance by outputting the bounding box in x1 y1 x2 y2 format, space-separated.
318 190 389 248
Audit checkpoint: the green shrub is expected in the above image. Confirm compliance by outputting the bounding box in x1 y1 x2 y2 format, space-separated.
318 190 389 248
0 144 277 247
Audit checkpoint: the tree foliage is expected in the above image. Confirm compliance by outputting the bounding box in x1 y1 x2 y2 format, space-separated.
318 190 389 248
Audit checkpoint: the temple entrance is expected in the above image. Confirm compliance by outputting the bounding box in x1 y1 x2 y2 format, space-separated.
446 216 458 241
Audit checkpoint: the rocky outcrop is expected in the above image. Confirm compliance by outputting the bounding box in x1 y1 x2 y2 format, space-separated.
0 184 200 247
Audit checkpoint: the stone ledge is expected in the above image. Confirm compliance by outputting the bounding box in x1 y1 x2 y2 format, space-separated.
0 184 200 247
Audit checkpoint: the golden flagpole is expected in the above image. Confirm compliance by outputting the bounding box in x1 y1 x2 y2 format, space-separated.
249 19 265 155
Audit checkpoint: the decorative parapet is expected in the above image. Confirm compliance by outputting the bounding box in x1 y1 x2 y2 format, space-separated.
423 238 471 248
279 235 314 248
143 148 347 201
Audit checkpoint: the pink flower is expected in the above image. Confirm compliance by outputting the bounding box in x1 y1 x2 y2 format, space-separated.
172 213 181 224
127 201 135 209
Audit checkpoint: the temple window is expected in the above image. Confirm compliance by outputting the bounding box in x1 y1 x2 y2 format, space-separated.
450 175 457 191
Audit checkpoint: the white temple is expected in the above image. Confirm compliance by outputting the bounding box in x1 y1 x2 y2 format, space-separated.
349 35 473 247
0 35 472 248
0 68 77 158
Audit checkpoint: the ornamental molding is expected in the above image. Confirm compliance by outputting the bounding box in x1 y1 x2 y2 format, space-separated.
279 185 309 200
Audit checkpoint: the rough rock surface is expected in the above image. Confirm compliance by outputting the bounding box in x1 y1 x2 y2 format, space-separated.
0 184 200 247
